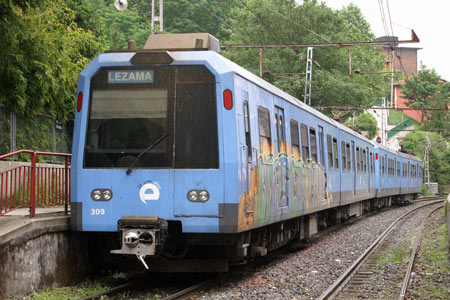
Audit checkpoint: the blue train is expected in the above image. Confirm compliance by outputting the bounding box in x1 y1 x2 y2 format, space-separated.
70 33 423 271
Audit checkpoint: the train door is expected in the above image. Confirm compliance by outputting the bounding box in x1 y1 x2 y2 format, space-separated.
351 141 356 195
275 107 288 207
318 126 325 166
407 161 410 190
367 147 370 192
243 99 256 193
394 158 397 192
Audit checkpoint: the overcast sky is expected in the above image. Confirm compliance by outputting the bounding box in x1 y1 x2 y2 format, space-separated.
318 0 450 80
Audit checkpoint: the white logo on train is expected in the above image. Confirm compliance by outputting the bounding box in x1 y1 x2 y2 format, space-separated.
139 182 161 204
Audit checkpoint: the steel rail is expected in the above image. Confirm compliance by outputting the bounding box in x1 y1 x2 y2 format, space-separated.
398 204 444 300
317 200 443 300
76 280 143 300
160 278 218 300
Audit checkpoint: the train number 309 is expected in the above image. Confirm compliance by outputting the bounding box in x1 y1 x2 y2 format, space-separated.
90 208 106 215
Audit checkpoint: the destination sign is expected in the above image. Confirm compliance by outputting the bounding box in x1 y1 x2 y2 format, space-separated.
108 70 154 84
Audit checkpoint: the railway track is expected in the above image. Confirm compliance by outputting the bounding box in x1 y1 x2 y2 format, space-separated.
317 200 444 300
76 200 445 300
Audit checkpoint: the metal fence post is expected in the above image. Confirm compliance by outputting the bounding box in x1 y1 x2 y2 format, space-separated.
30 152 36 218
64 156 69 215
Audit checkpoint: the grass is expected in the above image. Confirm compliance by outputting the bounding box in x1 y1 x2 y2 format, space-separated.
16 281 110 300
377 246 409 265
422 224 449 273
412 216 450 300
13 278 164 300
388 109 407 125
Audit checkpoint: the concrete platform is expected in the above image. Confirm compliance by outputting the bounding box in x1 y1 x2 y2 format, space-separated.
3 207 68 216
0 207 68 233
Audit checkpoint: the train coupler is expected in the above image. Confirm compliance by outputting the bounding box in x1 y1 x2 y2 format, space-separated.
110 216 168 269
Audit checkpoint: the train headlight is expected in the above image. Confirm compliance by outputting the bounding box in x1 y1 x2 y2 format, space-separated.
103 190 113 201
91 189 102 201
188 190 198 201
91 189 113 201
199 190 209 202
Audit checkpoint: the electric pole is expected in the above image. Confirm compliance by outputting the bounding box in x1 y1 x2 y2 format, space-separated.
151 0 164 33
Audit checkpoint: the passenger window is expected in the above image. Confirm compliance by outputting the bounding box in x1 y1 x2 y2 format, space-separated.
318 126 325 166
332 137 339 170
341 141 346 172
310 127 317 163
301 124 309 160
363 149 367 173
327 134 333 170
346 143 351 171
243 101 252 160
356 147 360 172
258 107 272 155
290 120 301 160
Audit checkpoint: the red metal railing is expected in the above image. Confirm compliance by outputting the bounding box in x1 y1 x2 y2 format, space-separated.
0 150 71 218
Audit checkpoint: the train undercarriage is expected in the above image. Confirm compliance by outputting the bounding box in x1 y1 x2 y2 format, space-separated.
110 194 417 272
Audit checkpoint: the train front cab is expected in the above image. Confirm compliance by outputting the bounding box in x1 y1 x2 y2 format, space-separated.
70 41 247 270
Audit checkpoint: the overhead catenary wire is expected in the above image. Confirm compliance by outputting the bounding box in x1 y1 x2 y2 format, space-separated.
191 0 251 43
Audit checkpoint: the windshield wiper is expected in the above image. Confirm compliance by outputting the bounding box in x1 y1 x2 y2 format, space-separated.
126 132 169 175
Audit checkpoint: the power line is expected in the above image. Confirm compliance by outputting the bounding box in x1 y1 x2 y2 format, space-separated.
386 0 396 41
270 8 333 43
191 0 251 43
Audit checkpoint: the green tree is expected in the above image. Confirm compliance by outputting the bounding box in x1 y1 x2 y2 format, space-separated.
401 65 448 124
345 113 378 139
401 131 450 192
0 0 101 121
223 0 389 119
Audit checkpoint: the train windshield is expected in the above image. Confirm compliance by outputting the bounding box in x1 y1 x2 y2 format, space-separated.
84 65 219 169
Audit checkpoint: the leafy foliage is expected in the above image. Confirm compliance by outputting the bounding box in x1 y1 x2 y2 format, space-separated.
401 131 450 191
401 65 450 126
223 0 389 118
0 0 101 122
345 113 378 139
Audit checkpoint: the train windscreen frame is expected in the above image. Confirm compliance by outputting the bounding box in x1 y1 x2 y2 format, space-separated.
83 65 219 169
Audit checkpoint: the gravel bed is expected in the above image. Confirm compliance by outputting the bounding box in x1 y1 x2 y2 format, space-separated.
356 203 441 299
194 202 431 300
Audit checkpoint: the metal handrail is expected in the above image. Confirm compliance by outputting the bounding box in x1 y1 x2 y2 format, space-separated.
0 150 71 218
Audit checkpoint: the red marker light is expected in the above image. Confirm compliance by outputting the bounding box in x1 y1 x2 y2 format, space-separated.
376 153 378 160
223 89 233 110
77 92 83 112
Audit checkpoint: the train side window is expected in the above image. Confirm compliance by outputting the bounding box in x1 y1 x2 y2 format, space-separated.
301 124 310 160
356 147 360 172
310 127 317 163
397 161 400 176
258 107 272 155
290 120 301 160
363 149 367 173
318 126 325 166
243 101 252 160
388 159 390 176
382 156 385 175
341 141 346 172
346 143 351 171
275 109 286 153
327 134 333 170
332 137 339 170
